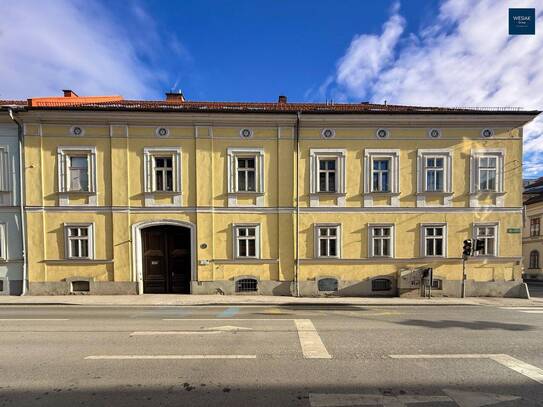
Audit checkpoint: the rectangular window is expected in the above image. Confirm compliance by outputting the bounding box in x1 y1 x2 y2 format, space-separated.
227 149 264 196
425 156 444 192
423 225 445 257
57 147 97 196
318 159 337 193
65 224 93 259
0 223 6 261
234 225 259 258
153 156 173 192
370 225 393 257
478 156 497 191
530 218 540 237
316 225 340 258
474 225 497 256
236 157 256 192
372 159 390 192
143 148 182 196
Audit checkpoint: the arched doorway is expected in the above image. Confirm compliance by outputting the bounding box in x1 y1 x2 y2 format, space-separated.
132 220 196 294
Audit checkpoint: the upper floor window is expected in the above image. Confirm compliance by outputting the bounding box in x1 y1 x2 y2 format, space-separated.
530 250 540 269
417 149 453 195
473 224 498 256
315 224 340 258
143 148 182 194
425 157 444 191
369 225 393 257
372 159 390 192
318 159 337 192
57 147 96 194
471 150 504 194
233 224 260 258
236 157 256 192
478 156 497 191
64 223 93 259
310 149 346 195
0 146 10 193
422 225 446 257
227 148 264 194
530 218 540 237
364 149 400 196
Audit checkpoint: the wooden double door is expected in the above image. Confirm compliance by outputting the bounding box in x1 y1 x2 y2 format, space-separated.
142 226 191 294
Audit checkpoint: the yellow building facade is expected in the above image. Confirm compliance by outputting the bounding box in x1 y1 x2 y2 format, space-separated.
15 94 540 296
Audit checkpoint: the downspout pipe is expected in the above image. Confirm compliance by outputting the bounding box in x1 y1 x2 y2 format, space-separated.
294 112 301 297
7 108 27 296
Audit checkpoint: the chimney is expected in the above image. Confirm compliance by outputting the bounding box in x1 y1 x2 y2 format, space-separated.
278 95 287 104
63 89 78 98
165 91 185 102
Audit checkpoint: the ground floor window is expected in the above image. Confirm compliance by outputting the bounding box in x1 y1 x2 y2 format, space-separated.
65 224 93 259
422 225 445 257
316 225 340 258
234 224 260 258
530 250 540 269
473 224 497 256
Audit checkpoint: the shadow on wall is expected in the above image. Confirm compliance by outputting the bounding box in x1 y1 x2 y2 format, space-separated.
398 319 535 331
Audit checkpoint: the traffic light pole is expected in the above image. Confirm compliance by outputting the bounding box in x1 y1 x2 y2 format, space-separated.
461 256 466 298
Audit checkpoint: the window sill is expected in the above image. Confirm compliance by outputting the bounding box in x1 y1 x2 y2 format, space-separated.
214 258 277 264
145 191 181 195
417 191 453 196
470 191 506 196
313 192 346 196
229 191 264 195
59 191 95 195
42 259 113 264
366 192 400 196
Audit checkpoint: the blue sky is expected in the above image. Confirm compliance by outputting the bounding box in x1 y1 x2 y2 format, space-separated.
0 0 542 176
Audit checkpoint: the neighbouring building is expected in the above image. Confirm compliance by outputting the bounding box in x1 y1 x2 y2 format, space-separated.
523 177 543 280
0 104 25 295
1 91 540 297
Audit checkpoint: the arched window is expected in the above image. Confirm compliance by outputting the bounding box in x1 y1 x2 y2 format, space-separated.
529 250 540 269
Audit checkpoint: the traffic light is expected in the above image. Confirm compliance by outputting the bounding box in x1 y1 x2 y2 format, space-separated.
474 239 485 253
462 239 472 257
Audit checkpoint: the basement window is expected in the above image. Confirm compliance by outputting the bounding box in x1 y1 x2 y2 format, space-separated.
235 278 258 293
372 278 392 292
431 279 443 290
0 279 4 292
71 280 90 292
318 278 338 292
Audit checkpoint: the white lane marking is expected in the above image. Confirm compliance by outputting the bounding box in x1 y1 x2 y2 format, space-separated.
489 354 543 385
499 307 543 310
310 390 520 407
0 318 69 321
204 325 253 331
521 310 543 314
85 355 256 360
163 318 296 321
390 354 543 385
130 331 222 336
294 319 331 359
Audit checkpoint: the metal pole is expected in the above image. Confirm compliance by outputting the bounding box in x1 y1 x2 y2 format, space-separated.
461 257 466 298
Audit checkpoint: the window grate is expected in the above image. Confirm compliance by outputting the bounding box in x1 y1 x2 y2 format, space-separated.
372 278 392 292
318 278 338 292
71 281 90 292
235 278 258 293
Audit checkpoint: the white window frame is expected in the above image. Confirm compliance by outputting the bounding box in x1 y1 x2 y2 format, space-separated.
364 149 400 207
233 224 261 259
470 149 505 206
368 224 394 258
421 224 447 258
143 147 182 206
227 148 264 207
314 223 341 258
309 148 347 198
0 146 11 193
64 223 94 260
0 223 7 261
416 149 453 206
472 223 499 257
57 147 97 205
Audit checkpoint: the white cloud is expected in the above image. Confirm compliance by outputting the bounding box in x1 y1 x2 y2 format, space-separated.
321 0 543 177
0 0 189 99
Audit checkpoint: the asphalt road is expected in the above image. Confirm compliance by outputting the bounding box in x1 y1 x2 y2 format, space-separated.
1 303 542 406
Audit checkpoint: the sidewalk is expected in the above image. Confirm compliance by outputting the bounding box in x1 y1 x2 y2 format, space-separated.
0 294 541 307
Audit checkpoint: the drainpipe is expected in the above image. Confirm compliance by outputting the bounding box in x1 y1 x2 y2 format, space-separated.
7 108 27 296
294 112 301 297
